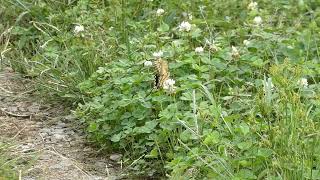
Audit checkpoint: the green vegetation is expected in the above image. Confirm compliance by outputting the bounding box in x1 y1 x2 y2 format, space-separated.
1 0 320 179
0 142 18 179
0 140 35 180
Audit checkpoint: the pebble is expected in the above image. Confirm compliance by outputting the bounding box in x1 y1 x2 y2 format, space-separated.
53 134 65 141
56 122 67 128
53 128 65 134
40 128 51 134
20 143 35 153
109 154 122 161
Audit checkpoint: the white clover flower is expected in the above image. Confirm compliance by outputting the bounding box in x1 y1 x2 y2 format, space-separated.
195 46 204 53
231 46 240 58
163 79 176 93
156 8 165 16
178 21 192 32
225 16 231 22
73 24 84 34
96 67 105 74
243 40 251 46
153 51 163 58
164 79 175 87
253 16 263 25
144 60 153 67
248 2 258 10
298 78 308 87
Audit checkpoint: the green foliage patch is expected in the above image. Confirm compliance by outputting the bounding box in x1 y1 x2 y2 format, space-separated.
1 0 320 179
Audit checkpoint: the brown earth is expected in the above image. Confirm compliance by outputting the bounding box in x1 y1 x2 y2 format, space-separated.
0 68 122 180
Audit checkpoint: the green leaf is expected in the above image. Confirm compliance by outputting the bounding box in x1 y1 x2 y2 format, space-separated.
234 169 257 180
191 27 202 38
257 148 273 158
144 120 158 130
133 120 158 134
157 23 170 32
111 133 122 142
237 141 252 150
146 147 158 158
203 131 220 145
180 129 197 142
239 123 250 136
304 170 320 179
252 58 266 68
88 122 98 132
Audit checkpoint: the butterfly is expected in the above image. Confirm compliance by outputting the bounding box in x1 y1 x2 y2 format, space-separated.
154 59 170 89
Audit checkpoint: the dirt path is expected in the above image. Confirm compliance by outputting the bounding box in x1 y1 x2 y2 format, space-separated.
0 69 121 180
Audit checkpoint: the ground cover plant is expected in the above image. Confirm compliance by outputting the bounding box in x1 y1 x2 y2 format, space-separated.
1 0 320 179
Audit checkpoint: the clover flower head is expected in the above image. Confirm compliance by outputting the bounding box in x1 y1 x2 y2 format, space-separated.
163 79 176 93
144 60 153 67
248 2 258 10
178 21 192 32
243 40 251 46
225 16 231 22
195 46 204 53
231 46 240 58
253 16 263 25
298 78 308 87
74 24 84 34
156 8 165 16
163 79 175 87
153 51 163 58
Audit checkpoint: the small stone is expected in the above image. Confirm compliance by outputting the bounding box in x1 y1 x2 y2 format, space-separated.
20 143 35 153
56 122 67 128
27 103 40 113
36 122 43 126
54 128 65 134
53 134 65 141
66 131 75 136
7 106 18 112
64 114 76 121
109 154 122 161
94 161 106 168
40 128 51 134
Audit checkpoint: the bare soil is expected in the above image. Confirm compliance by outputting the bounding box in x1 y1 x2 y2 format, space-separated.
0 68 121 180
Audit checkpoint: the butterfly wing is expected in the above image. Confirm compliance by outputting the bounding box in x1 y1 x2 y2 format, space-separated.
154 59 170 89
